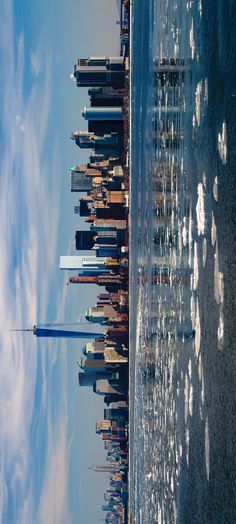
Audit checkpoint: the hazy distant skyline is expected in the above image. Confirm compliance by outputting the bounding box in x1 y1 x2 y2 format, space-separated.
0 1 120 522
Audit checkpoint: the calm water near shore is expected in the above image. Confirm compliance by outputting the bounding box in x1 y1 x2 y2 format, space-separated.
129 1 236 522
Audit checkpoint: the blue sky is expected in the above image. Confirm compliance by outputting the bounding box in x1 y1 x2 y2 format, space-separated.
0 1 120 522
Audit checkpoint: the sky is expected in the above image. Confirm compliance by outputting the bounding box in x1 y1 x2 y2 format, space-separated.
0 1 120 522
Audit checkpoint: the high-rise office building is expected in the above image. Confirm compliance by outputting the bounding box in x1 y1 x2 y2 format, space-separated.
75 230 95 250
78 372 112 387
94 230 125 246
91 219 127 231
71 131 121 157
80 358 109 373
95 206 127 219
76 268 109 277
59 255 107 270
82 107 123 121
104 407 128 420
89 153 106 163
88 87 124 107
87 119 123 136
70 170 93 192
90 464 120 473
82 340 105 358
69 274 122 286
93 379 122 396
32 325 102 339
73 56 125 88
96 420 111 433
94 245 119 258
78 196 93 217
85 305 119 324
104 347 128 364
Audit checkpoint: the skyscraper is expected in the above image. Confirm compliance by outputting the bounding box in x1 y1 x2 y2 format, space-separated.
32 325 102 339
59 255 107 270
70 170 93 192
73 57 125 88
75 230 95 250
82 107 123 121
90 464 121 473
71 131 121 157
88 87 124 107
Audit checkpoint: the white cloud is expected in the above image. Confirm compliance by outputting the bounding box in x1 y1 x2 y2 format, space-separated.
35 411 72 524
0 1 69 522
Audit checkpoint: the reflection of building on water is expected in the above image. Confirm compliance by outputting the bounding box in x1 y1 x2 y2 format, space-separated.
154 58 185 87
138 53 193 370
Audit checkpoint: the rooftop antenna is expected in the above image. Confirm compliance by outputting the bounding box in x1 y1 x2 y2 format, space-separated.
10 329 33 332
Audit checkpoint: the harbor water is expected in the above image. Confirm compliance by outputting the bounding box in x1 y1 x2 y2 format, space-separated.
129 0 236 522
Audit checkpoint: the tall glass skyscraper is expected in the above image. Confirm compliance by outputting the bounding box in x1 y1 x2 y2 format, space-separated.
73 56 125 88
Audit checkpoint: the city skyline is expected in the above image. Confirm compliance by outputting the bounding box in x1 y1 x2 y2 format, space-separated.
0 1 121 523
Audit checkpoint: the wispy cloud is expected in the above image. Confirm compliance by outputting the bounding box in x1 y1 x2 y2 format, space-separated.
0 1 71 522
35 410 72 524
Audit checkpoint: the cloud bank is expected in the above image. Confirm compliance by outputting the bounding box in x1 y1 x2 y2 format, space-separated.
0 1 71 522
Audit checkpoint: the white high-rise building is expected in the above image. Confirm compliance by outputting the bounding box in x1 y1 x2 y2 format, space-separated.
59 255 106 270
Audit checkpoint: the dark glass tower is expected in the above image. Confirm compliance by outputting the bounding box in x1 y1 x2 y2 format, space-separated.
73 57 125 88
75 230 95 250
33 325 102 339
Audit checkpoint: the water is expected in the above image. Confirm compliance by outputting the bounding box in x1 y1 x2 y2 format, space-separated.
129 1 236 522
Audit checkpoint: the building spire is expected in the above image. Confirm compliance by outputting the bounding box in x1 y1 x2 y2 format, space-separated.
10 329 33 332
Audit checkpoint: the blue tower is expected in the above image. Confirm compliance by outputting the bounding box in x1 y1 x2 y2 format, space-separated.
14 325 103 340
33 325 102 339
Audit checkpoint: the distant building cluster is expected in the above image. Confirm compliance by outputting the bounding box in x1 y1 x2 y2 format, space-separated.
67 2 129 522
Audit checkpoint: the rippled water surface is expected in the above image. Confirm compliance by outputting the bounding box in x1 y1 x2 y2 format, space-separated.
129 1 236 522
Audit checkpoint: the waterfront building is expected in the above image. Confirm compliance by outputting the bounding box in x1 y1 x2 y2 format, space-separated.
104 407 128 420
89 153 108 163
90 464 121 473
59 255 107 270
81 357 101 369
75 230 95 250
70 164 100 176
69 275 123 294
82 340 105 358
80 358 117 373
104 346 128 364
106 326 128 342
78 372 117 387
76 268 110 277
82 106 123 121
90 219 127 231
95 206 127 219
73 56 125 88
96 230 125 246
32 325 102 339
88 87 124 107
71 131 121 157
105 190 126 205
93 379 123 396
70 170 93 192
94 245 120 258
96 420 112 433
86 118 123 136
85 305 119 324
78 196 93 217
